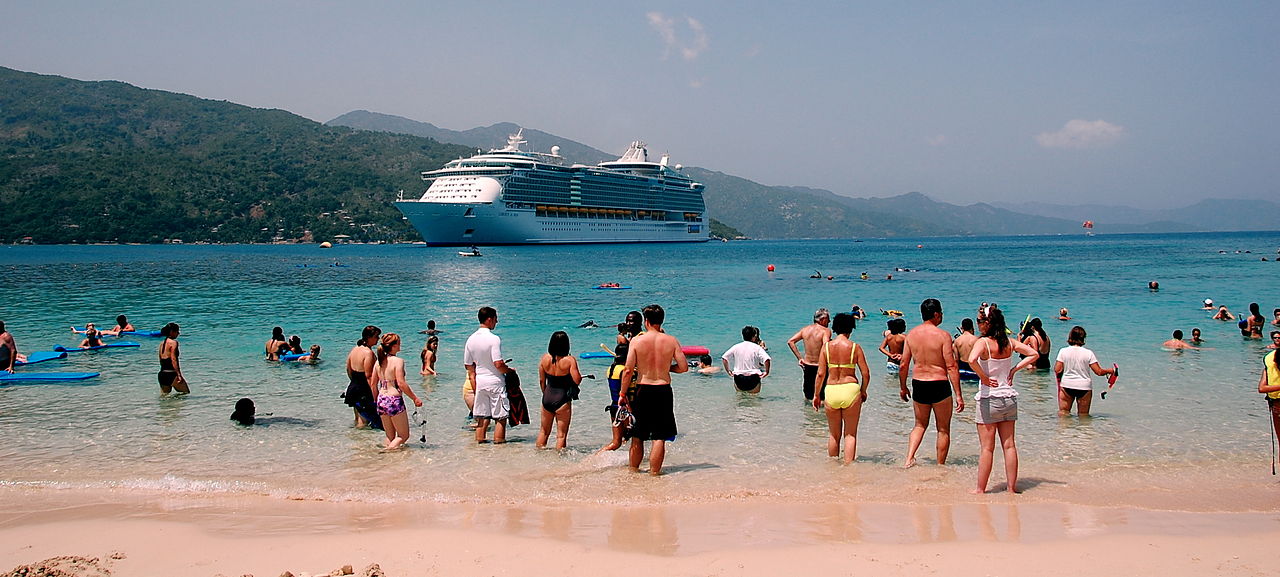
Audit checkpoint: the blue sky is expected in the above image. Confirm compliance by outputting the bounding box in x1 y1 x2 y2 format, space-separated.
4 1 1277 207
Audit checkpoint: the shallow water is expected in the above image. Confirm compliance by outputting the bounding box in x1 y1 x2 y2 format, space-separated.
1 232 1278 509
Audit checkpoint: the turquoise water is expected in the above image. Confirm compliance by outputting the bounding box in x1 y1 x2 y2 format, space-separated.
1 232 1277 508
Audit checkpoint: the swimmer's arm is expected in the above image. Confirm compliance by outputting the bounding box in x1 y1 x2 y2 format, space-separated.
814 345 829 409
1010 340 1039 375
721 356 733 377
538 355 548 392
620 346 638 405
569 357 582 385
363 351 377 395
1088 362 1112 377
1260 368 1280 394
762 358 770 378
671 340 689 374
897 340 913 392
787 330 804 362
397 360 422 407
856 347 870 401
942 338 963 410
493 359 509 375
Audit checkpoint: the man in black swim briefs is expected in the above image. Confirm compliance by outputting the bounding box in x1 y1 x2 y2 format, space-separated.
788 309 831 401
898 299 963 468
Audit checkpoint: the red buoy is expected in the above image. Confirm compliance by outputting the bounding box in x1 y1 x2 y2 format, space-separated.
767 264 775 272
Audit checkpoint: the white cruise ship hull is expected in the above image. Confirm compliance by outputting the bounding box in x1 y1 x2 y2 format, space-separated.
396 201 709 246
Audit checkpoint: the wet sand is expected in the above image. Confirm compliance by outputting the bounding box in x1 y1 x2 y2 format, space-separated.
2 487 1278 576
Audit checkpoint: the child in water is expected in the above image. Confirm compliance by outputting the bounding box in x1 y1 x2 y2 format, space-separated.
602 343 630 451
420 336 438 375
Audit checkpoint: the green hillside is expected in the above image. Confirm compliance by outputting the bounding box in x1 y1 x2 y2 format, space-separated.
0 67 471 244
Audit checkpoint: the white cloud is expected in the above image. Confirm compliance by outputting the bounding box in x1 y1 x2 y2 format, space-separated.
1036 119 1126 149
647 12 708 61
682 17 708 61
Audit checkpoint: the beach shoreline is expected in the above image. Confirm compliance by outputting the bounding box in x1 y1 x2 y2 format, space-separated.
2 487 1278 576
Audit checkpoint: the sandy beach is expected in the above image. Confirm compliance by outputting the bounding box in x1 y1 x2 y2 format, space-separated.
2 486 1278 577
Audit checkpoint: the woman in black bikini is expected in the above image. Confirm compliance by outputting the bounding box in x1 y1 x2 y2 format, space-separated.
157 323 189 395
537 331 582 450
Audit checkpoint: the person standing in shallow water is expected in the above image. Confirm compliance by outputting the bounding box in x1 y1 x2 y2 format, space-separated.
967 308 1038 494
344 326 382 429
621 304 688 475
787 308 831 402
375 333 422 450
157 323 189 395
898 299 963 468
537 331 582 450
464 306 511 444
814 313 870 464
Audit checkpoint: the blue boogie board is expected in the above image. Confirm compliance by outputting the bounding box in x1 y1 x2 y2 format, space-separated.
0 372 100 383
54 342 141 353
579 351 615 359
14 351 68 366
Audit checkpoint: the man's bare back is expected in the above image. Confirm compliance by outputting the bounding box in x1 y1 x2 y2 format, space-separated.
953 332 978 364
788 323 831 366
625 330 688 385
902 323 957 381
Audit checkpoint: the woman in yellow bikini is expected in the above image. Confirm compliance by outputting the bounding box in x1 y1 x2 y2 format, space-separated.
814 312 871 464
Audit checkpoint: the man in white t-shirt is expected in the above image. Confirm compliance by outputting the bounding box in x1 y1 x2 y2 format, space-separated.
464 306 510 443
722 325 771 394
1054 325 1116 416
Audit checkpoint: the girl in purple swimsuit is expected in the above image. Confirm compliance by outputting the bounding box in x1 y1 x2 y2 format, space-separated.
375 333 423 450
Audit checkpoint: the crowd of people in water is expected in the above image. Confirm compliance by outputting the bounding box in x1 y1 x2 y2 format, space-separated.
4 286 1279 494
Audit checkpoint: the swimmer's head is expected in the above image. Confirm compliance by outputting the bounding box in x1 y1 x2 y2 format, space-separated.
920 299 943 322
741 325 759 342
85 322 95 329
700 354 713 365
960 318 974 333
160 323 180 338
427 320 436 329
814 308 830 324
1271 331 1280 341
1205 299 1214 306
426 336 438 349
231 398 255 426
547 330 570 357
1173 330 1184 340
642 304 665 327
887 318 907 335
478 306 497 324
612 343 629 364
116 315 128 326
1060 308 1069 316
1192 328 1202 338
272 326 284 340
1067 326 1087 346
360 325 381 346
308 344 321 357
832 313 855 336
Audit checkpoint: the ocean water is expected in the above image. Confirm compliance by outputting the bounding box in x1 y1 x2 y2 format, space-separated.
1 232 1278 510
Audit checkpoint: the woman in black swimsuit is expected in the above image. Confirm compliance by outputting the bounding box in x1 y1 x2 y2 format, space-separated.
537 331 582 450
157 323 189 394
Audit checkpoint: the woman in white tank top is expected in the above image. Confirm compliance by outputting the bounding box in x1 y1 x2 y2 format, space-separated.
967 309 1039 494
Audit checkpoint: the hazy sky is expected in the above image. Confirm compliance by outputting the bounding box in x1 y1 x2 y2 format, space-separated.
4 1 1277 207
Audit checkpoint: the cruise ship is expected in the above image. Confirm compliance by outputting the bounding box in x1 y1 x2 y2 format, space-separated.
394 130 709 245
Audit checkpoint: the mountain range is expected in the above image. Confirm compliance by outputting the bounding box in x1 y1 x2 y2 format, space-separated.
1 65 1272 245
330 110 1279 237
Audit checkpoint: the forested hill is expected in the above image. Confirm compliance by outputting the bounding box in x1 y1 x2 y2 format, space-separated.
0 66 472 244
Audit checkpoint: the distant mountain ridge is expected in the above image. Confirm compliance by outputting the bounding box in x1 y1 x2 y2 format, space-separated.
332 110 1280 237
328 111 615 165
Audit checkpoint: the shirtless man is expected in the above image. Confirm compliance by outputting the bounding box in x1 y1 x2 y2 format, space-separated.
898 299 963 468
787 308 832 402
621 304 689 475
1162 330 1199 350
953 318 979 373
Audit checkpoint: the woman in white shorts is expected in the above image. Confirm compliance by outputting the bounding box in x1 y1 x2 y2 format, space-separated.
967 309 1039 494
